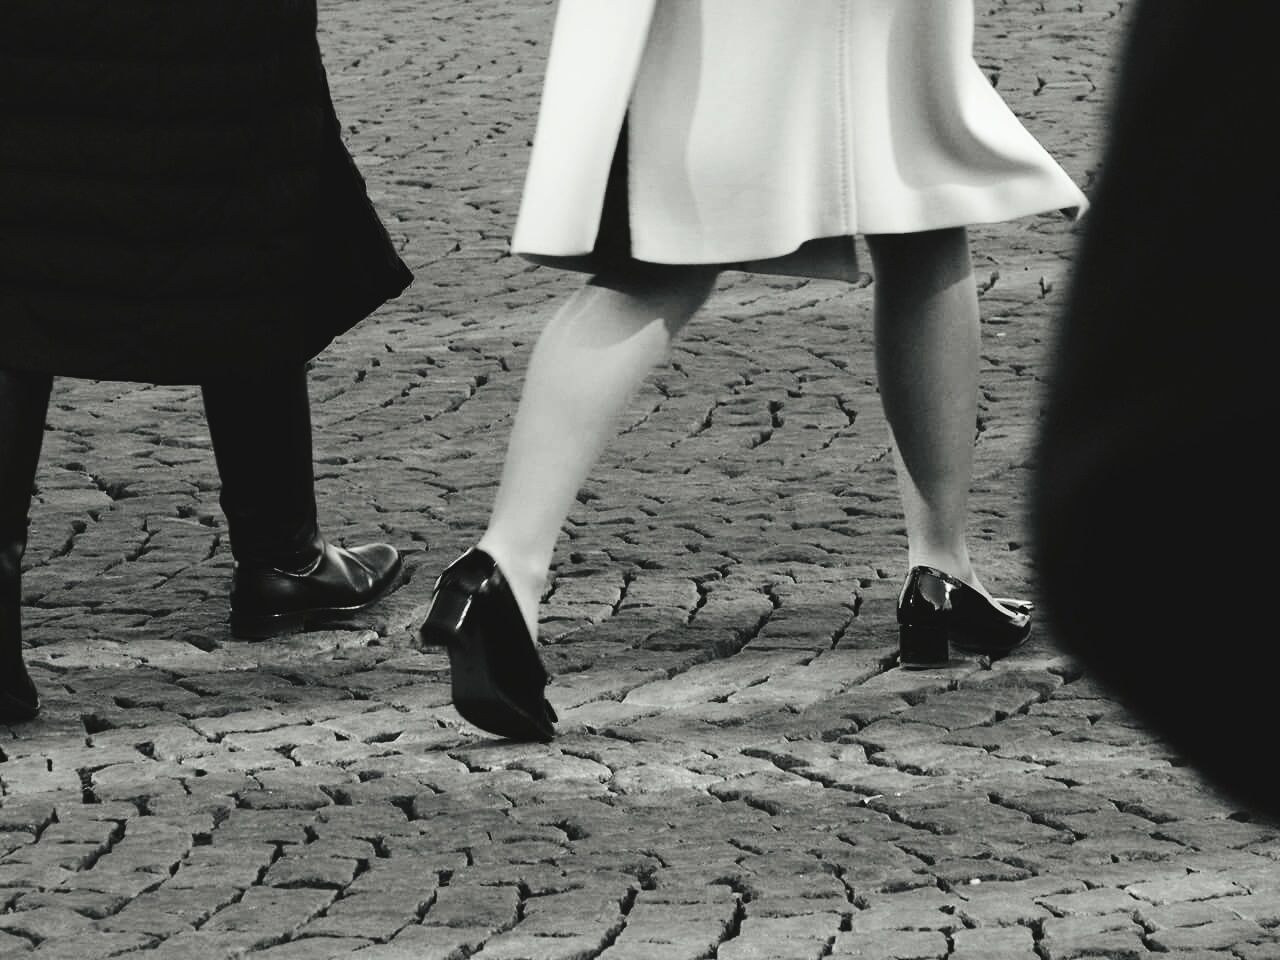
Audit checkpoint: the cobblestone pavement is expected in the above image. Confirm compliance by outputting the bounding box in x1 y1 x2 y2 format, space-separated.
4 2 1278 958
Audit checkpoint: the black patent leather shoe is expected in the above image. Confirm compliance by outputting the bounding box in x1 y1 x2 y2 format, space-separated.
416 548 556 743
229 541 403 639
897 565 1032 669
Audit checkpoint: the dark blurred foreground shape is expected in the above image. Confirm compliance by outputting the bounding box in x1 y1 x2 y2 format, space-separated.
1033 0 1278 819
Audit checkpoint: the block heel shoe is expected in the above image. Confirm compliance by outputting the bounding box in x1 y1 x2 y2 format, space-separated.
417 548 557 743
897 565 1032 669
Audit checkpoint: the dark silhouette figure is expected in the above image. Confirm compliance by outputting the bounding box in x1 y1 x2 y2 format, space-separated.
1033 0 1277 818
1 1 412 723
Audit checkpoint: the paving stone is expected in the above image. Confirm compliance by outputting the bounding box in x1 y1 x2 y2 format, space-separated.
470 929 615 960
27 931 156 958
846 902 958 936
1039 916 1149 960
209 811 312 846
719 913 843 958
949 926 1040 959
296 891 427 940
348 924 489 959
99 884 241 937
345 857 461 899
0 906 95 941
261 855 360 889
140 929 265 959
718 940 830 960
1039 886 1144 917
165 843 277 889
1127 873 1248 905
829 928 949 959
1225 891 1280 926
1137 899 1246 931
59 868 166 900
872 742 1045 779
311 803 418 839
249 937 375 959
9 889 127 920
1146 918 1271 952
422 884 521 930
622 652 810 708
200 886 336 939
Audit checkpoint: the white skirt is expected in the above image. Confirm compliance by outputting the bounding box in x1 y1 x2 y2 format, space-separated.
511 0 1088 280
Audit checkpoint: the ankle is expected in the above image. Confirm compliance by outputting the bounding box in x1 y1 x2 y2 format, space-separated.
905 549 989 595
229 518 324 574
908 548 970 576
474 537 544 641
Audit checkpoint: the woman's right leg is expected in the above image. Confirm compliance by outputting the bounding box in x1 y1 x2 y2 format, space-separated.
0 367 54 722
476 264 718 640
865 227 1032 669
864 227 991 593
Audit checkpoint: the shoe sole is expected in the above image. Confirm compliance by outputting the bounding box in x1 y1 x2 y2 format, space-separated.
899 624 1034 669
228 556 405 641
951 623 1034 656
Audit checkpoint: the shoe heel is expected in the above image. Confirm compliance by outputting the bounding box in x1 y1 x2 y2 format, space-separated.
417 586 474 648
898 621 950 669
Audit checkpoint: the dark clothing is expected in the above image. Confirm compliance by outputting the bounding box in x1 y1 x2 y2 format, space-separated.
2 364 328 572
1033 0 1276 817
201 367 320 569
0 0 412 383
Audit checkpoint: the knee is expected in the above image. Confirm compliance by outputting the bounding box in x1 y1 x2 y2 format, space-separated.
865 227 971 289
589 262 718 318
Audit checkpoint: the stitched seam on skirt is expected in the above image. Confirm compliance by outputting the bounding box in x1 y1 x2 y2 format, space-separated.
836 0 852 235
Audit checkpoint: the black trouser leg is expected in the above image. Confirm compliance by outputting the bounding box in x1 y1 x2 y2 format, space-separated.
0 367 53 720
200 366 321 571
201 365 401 639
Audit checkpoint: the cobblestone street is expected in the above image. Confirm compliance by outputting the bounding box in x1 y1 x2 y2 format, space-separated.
3 1 1278 957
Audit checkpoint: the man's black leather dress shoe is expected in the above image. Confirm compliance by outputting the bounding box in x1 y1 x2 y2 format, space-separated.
229 538 402 639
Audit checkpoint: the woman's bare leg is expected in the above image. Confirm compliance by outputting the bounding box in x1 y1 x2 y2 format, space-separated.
477 264 718 639
865 227 997 597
